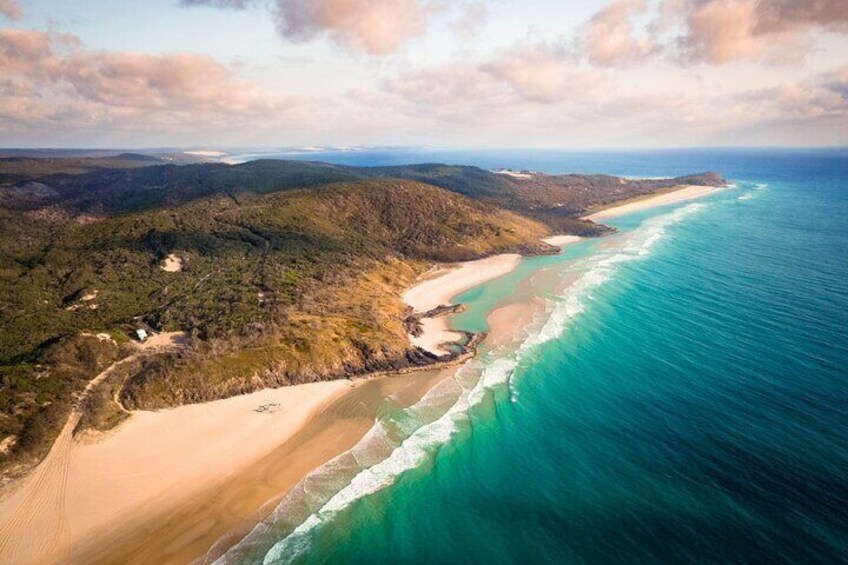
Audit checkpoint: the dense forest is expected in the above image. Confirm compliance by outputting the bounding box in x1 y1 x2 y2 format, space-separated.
0 155 723 478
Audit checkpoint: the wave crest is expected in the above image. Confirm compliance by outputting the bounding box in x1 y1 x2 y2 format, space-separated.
216 202 708 565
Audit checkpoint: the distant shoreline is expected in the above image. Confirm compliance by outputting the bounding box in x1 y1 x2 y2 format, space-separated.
584 184 727 220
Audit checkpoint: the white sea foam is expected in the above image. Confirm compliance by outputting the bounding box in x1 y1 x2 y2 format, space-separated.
217 202 709 565
525 203 704 351
738 182 768 201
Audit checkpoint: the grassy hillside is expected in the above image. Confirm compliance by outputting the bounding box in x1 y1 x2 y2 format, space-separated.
0 179 550 476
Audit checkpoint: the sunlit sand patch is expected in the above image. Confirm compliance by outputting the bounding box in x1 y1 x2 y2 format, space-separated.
161 254 183 272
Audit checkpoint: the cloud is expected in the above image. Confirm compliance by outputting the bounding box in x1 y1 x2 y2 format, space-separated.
0 28 303 140
179 0 257 8
377 40 609 127
63 52 277 114
668 0 848 64
580 0 655 67
0 29 78 78
384 63 503 108
744 65 848 119
272 0 437 55
572 0 848 66
753 0 848 34
452 1 487 39
483 43 603 104
0 0 21 20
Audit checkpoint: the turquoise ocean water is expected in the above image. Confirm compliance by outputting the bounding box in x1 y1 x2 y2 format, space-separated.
220 149 848 564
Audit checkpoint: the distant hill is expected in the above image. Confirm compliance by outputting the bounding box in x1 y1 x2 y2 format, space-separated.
0 154 165 183
0 157 723 226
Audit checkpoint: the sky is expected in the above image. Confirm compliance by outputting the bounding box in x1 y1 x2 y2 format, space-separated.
1 0 847 148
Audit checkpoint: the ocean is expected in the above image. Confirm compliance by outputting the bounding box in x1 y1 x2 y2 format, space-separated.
220 148 848 564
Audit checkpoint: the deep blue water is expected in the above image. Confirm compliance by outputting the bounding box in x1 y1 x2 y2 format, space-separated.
224 149 848 564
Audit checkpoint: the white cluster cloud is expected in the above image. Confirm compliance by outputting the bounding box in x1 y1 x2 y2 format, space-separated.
0 29 303 142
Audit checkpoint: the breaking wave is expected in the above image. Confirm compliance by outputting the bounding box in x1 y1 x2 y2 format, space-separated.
738 182 768 201
215 202 709 565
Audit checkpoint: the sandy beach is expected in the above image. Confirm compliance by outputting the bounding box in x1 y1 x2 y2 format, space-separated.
0 243 577 564
584 185 725 221
0 380 353 564
542 234 582 247
403 254 523 355
403 254 523 314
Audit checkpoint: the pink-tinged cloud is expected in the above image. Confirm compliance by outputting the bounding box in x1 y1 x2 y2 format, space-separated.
0 0 21 20
380 61 515 124
484 43 603 104
753 0 848 34
0 29 78 77
751 65 848 119
452 2 487 39
273 0 436 55
63 52 275 114
670 0 848 64
180 0 256 7
0 29 302 138
581 0 655 67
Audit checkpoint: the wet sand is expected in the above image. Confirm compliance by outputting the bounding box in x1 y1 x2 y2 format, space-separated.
0 240 581 564
54 369 451 565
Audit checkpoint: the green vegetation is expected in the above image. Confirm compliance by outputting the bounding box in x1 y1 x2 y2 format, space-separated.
0 156 724 478
0 175 550 476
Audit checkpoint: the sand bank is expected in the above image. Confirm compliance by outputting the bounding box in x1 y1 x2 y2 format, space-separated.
403 254 522 355
403 254 522 314
542 234 582 247
409 317 464 356
486 302 541 349
584 185 725 221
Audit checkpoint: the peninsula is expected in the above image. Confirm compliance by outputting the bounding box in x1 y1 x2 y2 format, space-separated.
0 154 724 562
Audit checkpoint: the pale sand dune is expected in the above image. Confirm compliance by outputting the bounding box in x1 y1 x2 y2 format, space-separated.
410 317 464 356
542 234 582 246
584 185 725 221
403 254 522 355
161 253 183 272
0 381 352 565
403 254 522 314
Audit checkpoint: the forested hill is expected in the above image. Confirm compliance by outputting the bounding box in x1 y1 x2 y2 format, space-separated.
0 157 722 231
0 156 724 479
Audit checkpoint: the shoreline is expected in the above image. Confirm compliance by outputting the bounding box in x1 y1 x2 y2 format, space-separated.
583 184 726 221
0 191 696 563
403 254 522 355
69 368 454 565
0 380 355 564
0 247 551 564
